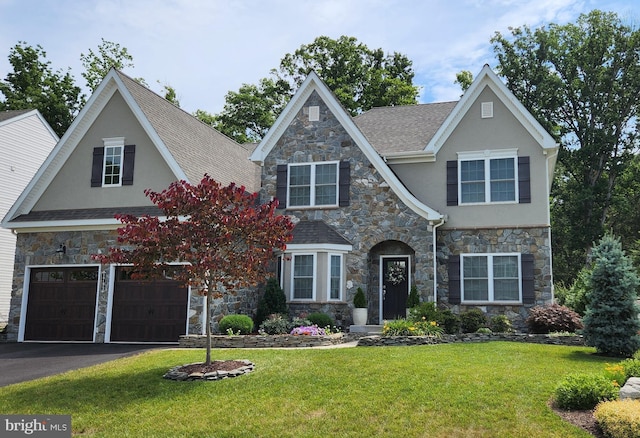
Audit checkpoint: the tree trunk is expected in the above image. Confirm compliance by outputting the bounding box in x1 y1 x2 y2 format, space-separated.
205 289 212 366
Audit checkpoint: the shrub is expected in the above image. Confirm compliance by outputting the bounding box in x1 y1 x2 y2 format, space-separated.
306 312 334 328
409 302 439 322
553 373 619 410
438 309 461 334
620 358 640 380
583 235 640 357
460 308 487 333
565 268 591 316
407 285 420 308
490 315 513 333
258 313 290 334
525 304 583 334
604 363 627 387
218 314 254 335
476 327 492 334
382 318 443 337
289 316 312 330
594 400 640 438
255 278 288 327
353 287 367 308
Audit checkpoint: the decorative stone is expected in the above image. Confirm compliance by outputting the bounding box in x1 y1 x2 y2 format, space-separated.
620 377 640 400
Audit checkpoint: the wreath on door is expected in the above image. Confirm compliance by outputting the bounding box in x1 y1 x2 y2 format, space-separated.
386 262 406 285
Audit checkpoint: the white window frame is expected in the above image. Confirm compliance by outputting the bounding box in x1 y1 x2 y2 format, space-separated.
457 149 518 205
291 253 317 301
461 253 522 304
287 161 339 208
328 253 343 301
102 137 125 187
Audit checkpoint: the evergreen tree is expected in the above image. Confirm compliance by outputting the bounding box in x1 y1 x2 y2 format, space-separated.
255 278 288 327
583 234 640 357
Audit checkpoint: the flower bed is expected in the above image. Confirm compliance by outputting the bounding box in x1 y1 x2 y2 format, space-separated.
179 333 346 348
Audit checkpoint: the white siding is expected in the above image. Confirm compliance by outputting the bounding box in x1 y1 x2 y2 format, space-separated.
0 111 57 324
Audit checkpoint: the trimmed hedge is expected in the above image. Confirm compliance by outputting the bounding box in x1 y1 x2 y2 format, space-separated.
218 314 254 335
594 399 640 438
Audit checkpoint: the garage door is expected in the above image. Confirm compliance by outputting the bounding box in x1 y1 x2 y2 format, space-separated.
110 268 188 342
24 267 99 341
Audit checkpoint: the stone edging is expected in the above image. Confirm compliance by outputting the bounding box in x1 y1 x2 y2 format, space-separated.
164 360 255 381
179 332 584 348
357 333 586 347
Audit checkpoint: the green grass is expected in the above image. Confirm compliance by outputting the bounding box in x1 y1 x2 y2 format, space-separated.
0 342 611 437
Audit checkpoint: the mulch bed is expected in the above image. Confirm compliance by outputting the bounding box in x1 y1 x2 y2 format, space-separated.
176 360 250 374
550 401 603 437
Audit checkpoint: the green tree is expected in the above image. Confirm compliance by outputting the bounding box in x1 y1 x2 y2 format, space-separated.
80 38 134 91
583 234 640 357
254 278 288 327
211 35 420 143
454 70 473 93
0 42 85 137
491 10 640 284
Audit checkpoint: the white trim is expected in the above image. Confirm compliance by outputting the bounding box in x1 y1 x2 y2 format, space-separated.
249 71 443 222
18 264 101 342
287 161 339 208
481 101 493 118
286 243 352 252
327 253 343 301
101 139 125 187
290 253 316 301
379 255 411 324
460 253 522 304
457 150 519 205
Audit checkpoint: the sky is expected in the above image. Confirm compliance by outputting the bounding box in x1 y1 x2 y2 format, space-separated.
1 0 639 115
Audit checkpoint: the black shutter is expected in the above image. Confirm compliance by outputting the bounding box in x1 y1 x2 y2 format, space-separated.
521 253 535 304
448 255 461 304
339 160 350 207
91 147 104 187
276 164 288 209
446 160 458 206
518 156 531 203
122 145 135 186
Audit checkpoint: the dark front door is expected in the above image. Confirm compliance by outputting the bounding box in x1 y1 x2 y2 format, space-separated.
25 267 99 341
110 268 188 342
382 256 410 320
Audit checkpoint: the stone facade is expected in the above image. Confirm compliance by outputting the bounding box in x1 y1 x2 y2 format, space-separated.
6 229 257 342
437 226 553 330
259 91 435 325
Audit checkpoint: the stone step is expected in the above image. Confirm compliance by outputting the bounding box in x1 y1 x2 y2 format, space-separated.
349 325 383 334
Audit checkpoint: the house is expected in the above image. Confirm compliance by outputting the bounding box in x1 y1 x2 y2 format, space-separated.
0 109 58 326
1 69 260 342
250 65 558 329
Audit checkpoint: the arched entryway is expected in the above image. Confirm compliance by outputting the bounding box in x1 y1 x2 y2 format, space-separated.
369 241 415 323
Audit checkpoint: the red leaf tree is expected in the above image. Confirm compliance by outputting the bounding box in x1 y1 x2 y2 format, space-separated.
93 175 294 364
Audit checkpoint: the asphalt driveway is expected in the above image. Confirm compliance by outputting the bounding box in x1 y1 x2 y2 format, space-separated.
0 343 167 387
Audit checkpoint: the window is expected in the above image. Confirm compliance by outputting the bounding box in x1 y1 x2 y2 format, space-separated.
461 254 520 302
91 138 135 188
103 144 123 186
292 254 315 300
288 162 338 207
458 150 517 204
329 254 342 300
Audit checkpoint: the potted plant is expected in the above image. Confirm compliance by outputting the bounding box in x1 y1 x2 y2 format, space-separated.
407 285 420 318
352 287 368 325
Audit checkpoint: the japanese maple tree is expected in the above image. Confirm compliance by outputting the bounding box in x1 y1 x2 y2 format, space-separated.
93 175 294 364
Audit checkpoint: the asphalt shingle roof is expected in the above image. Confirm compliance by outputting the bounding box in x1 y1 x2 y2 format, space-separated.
290 220 351 245
352 102 458 154
0 109 32 123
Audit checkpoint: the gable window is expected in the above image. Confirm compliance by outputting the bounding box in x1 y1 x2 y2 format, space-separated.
91 137 136 187
461 254 520 302
289 162 338 207
456 149 519 204
292 254 315 300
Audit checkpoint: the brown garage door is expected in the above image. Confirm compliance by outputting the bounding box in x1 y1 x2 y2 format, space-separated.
110 268 188 342
25 267 99 341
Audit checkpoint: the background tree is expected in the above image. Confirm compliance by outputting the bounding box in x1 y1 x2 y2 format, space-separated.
582 234 640 357
0 42 84 137
208 35 420 143
93 176 294 365
80 38 135 91
491 10 640 285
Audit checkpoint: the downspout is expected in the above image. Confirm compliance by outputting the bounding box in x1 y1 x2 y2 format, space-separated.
545 149 559 302
431 217 446 303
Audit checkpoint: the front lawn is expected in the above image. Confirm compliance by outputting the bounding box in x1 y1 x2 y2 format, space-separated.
0 342 610 437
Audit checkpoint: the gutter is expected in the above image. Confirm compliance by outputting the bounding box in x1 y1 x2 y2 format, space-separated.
431 217 446 303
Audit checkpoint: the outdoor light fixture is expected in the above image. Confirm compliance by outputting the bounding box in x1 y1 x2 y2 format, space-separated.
56 244 66 255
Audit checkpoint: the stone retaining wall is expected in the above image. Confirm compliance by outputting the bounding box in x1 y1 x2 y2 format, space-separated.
179 332 584 348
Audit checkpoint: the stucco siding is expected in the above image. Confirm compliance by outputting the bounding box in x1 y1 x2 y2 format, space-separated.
33 92 178 211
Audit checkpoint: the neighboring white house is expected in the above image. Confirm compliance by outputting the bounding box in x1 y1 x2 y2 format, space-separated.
0 109 58 326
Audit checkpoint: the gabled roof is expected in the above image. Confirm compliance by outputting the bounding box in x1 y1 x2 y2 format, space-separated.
0 109 59 140
3 69 259 227
353 101 457 154
0 109 32 123
289 220 351 246
250 71 444 222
